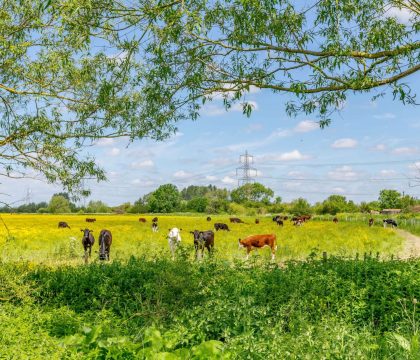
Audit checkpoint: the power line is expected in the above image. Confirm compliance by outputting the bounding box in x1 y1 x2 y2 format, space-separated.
259 159 419 168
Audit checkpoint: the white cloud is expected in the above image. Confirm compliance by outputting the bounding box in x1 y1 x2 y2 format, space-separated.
205 175 217 181
392 147 418 155
221 176 236 184
294 120 319 133
331 138 358 149
173 170 192 179
328 166 360 180
332 187 345 193
386 6 414 24
408 162 420 170
201 101 259 117
109 147 121 156
373 144 386 151
131 179 155 187
380 170 397 177
276 150 311 161
373 112 396 120
96 138 115 147
131 160 154 169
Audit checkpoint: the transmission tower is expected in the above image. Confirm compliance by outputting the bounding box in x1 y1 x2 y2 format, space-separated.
24 188 32 204
236 150 258 186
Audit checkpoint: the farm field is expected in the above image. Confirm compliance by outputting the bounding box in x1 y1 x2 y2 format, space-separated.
1 214 419 359
0 214 405 264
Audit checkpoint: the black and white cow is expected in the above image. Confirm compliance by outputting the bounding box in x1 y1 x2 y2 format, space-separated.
383 219 398 228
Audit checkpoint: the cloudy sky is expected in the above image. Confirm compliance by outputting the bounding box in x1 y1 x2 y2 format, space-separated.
2 71 419 207
1 7 419 207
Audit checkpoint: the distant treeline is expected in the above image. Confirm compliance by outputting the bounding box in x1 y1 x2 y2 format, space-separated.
1 184 419 215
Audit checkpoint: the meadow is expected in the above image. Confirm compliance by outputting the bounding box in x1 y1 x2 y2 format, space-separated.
0 214 404 264
1 214 419 359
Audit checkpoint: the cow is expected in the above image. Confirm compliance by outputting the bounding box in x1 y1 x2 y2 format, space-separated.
58 221 70 229
238 234 277 260
152 217 158 223
98 229 112 260
369 218 374 227
152 222 159 232
333 217 338 223
168 228 182 259
81 229 95 258
190 230 214 259
138 218 147 223
214 223 230 231
230 217 245 223
207 216 211 221
276 219 284 226
255 219 260 224
86 218 96 223
283 216 289 221
293 219 303 226
272 215 281 222
383 219 397 228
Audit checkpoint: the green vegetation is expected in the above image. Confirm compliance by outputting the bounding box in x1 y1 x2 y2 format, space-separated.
1 257 419 358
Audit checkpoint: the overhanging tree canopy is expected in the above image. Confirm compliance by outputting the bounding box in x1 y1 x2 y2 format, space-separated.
1 0 419 195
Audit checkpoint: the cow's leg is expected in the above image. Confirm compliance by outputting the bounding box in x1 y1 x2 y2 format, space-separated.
271 247 276 261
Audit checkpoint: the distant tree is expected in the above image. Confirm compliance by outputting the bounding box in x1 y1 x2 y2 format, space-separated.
187 197 208 213
290 198 312 216
319 195 357 215
206 189 229 214
400 194 417 211
378 189 402 209
231 183 274 204
86 200 110 213
47 195 71 213
180 185 216 200
148 184 180 213
129 198 149 214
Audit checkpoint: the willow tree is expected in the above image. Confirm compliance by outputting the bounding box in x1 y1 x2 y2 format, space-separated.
0 0 419 195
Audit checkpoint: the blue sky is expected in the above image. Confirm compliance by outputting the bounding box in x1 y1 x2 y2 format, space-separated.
3 72 419 207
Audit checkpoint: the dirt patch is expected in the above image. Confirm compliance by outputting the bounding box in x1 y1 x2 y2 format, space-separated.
396 229 420 259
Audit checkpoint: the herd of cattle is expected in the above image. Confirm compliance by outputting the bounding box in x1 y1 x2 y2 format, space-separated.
56 215 399 262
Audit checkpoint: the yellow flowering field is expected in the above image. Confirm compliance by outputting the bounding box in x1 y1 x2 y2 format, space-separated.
0 214 403 265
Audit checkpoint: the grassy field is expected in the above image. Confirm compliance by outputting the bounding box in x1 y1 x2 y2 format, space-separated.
0 214 404 264
1 214 418 359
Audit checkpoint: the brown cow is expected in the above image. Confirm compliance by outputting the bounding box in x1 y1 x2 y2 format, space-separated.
86 218 96 223
138 218 147 222
152 217 158 223
238 234 277 260
230 217 245 223
333 217 338 223
255 219 260 224
206 216 211 221
369 218 374 227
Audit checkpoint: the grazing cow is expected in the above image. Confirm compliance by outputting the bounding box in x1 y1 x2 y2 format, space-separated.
272 215 281 222
369 218 374 227
383 219 398 228
283 216 288 220
86 218 96 223
238 234 277 260
333 217 338 223
138 218 147 223
168 228 182 259
230 217 245 224
190 230 214 259
152 222 159 232
98 229 112 260
207 216 211 221
214 223 230 231
152 217 158 223
255 219 260 224
81 229 95 257
58 221 70 229
276 219 284 226
293 219 303 226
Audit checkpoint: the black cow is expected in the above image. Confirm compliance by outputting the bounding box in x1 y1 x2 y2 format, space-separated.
152 217 158 223
255 219 260 224
58 221 70 229
81 229 95 257
369 218 374 227
333 217 338 223
214 223 230 231
98 229 112 260
190 230 214 259
383 219 397 228
207 216 212 221
272 215 281 222
276 219 284 226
